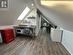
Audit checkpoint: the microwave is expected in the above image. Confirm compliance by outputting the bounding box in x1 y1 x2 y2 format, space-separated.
16 29 24 34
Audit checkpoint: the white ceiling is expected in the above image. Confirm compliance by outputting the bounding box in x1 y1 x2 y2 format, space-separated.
34 0 73 32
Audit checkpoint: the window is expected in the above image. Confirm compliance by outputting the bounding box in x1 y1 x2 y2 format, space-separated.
0 0 8 8
17 7 30 20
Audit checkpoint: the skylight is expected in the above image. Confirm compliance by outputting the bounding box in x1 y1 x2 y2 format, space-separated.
17 7 30 20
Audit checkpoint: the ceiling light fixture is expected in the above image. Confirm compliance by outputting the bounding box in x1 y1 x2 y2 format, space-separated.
31 3 34 6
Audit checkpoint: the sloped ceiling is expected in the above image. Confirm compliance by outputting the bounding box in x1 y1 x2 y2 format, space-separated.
34 0 73 32
0 0 33 26
1 0 73 32
41 0 73 1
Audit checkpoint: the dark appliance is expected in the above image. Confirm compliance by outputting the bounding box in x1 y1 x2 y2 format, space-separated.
15 25 35 37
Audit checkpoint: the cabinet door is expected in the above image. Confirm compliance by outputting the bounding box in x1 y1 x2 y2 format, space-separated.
4 30 12 38
9 29 14 38
4 29 14 43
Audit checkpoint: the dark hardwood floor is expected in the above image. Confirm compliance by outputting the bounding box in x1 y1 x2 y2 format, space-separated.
0 28 70 55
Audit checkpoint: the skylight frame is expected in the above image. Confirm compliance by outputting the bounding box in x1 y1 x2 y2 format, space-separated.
17 7 30 20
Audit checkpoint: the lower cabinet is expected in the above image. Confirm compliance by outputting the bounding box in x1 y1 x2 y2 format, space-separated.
1 28 15 43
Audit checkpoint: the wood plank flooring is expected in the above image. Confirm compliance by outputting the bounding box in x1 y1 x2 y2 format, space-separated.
0 29 71 55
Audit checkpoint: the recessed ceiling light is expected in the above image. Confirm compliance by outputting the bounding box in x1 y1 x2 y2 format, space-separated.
31 3 34 6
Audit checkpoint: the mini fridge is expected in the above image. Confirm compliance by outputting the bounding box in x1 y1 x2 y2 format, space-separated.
51 29 63 42
1 28 15 43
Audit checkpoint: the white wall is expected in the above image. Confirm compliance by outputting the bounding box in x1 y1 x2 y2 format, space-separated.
60 28 73 55
0 0 33 25
39 15 42 30
26 9 37 17
21 9 37 26
35 11 42 36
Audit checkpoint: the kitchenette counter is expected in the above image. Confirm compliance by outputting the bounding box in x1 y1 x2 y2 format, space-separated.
14 25 36 38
